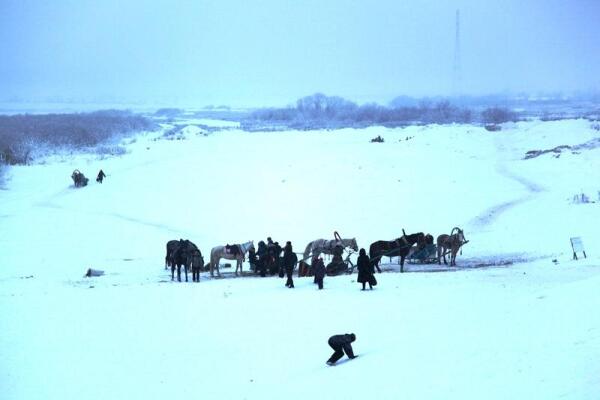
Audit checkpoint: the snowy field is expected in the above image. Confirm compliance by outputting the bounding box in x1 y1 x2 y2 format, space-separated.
1 118 600 399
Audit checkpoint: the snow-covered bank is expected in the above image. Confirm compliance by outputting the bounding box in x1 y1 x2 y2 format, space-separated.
1 119 599 399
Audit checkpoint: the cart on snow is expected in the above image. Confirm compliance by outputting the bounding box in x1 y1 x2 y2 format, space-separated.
406 243 438 264
71 169 89 187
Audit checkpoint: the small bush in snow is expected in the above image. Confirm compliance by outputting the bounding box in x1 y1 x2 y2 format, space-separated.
481 107 518 124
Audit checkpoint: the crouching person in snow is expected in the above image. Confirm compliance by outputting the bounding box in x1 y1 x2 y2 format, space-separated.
326 333 357 365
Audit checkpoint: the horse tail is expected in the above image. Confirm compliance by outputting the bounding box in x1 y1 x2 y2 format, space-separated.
303 241 313 261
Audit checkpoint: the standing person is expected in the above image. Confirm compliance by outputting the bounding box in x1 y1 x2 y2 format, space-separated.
326 333 358 366
248 247 258 274
357 248 375 290
314 257 326 290
257 241 268 277
96 169 106 183
282 241 298 288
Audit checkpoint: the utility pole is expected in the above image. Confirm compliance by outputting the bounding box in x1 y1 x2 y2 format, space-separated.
453 9 462 95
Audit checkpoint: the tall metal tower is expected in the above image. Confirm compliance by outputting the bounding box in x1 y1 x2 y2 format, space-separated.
452 9 462 95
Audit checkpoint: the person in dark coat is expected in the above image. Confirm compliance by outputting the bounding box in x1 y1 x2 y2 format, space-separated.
357 248 375 290
257 241 268 277
314 257 326 290
282 241 298 288
248 247 258 273
326 333 358 365
96 169 106 183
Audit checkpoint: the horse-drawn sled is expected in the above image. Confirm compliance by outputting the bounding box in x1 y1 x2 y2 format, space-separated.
405 227 468 266
406 243 438 264
71 169 89 187
299 232 358 277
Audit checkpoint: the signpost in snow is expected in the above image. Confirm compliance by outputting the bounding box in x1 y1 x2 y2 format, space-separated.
570 237 586 260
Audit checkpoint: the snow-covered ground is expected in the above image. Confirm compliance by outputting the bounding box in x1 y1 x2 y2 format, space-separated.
1 118 599 399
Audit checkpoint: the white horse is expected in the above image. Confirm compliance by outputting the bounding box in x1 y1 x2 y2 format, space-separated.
303 237 358 261
210 240 255 277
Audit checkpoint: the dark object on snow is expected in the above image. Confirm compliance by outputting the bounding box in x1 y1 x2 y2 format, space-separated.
71 169 89 187
369 231 425 273
85 268 104 277
357 248 375 290
298 260 312 277
484 124 501 132
96 169 106 183
327 333 357 365
370 135 384 143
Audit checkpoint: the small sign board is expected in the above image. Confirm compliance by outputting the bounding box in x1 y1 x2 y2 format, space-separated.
570 237 587 260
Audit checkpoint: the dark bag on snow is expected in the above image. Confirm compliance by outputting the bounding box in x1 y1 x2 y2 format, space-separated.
278 267 285 278
370 275 378 286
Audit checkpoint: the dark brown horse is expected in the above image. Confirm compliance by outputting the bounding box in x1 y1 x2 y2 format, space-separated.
167 239 202 282
369 231 425 273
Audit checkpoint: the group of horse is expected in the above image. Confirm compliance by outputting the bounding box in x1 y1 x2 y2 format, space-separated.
164 228 467 282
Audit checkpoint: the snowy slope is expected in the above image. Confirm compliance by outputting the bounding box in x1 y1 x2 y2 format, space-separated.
1 119 599 399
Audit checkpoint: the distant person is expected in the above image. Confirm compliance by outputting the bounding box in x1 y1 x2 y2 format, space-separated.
326 333 357 366
314 257 326 290
96 169 106 183
357 248 375 290
282 241 298 288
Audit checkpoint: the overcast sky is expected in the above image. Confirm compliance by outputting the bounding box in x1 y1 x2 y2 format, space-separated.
1 0 599 107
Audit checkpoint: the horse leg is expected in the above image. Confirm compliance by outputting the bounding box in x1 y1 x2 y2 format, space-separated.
437 245 442 265
184 264 188 282
171 264 175 280
400 255 405 273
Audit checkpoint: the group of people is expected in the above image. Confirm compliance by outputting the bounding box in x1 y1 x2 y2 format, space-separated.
248 237 298 288
247 236 377 292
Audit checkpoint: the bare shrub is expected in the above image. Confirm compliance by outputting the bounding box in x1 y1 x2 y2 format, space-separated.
481 107 518 124
0 110 156 165
247 93 473 130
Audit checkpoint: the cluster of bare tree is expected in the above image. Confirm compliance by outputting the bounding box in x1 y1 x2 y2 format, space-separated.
247 93 516 130
0 110 155 165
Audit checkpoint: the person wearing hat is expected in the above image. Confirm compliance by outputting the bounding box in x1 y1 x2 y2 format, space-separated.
326 333 358 365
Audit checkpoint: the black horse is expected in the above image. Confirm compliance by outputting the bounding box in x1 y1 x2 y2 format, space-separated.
369 231 425 273
166 239 202 282
165 240 179 270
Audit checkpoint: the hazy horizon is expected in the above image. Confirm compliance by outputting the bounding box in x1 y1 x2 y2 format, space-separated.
1 0 599 108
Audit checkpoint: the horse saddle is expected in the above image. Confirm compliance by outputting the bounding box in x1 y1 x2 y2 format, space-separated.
225 244 241 255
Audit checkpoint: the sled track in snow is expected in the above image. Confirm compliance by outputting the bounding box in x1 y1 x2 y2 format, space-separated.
378 253 550 273
468 154 546 231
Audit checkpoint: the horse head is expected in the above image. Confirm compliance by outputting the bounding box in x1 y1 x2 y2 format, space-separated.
456 228 465 243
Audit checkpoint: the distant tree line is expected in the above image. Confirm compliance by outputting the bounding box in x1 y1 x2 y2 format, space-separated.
245 93 517 130
0 110 156 165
